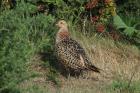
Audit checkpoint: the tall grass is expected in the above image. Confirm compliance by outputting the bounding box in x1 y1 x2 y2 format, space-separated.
0 2 56 92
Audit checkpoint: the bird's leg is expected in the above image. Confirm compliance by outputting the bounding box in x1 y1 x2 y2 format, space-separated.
81 70 89 79
67 69 70 78
64 68 71 79
79 70 85 78
71 69 82 78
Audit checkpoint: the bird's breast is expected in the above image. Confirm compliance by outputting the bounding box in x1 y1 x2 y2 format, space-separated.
56 31 70 43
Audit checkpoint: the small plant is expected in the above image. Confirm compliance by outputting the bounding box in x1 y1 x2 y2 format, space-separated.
113 14 140 46
106 80 140 93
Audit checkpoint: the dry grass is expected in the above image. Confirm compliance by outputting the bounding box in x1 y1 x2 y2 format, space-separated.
19 31 140 93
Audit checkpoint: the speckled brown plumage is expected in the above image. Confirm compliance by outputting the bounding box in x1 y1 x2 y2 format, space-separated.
55 20 100 74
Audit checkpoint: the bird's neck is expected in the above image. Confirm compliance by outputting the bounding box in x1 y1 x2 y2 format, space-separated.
56 27 70 43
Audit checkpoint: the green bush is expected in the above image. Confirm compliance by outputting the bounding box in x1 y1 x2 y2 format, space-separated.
0 2 55 92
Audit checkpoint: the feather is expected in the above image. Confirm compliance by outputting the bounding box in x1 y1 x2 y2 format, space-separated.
55 20 100 74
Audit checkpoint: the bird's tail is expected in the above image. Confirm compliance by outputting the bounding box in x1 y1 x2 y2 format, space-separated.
88 65 100 73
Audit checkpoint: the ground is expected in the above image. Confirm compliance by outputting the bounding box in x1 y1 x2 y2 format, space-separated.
18 31 140 93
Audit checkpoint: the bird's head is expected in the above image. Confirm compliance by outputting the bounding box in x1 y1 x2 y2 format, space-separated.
55 20 70 42
56 20 68 28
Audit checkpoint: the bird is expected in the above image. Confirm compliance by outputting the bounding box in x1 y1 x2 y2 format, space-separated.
55 20 100 75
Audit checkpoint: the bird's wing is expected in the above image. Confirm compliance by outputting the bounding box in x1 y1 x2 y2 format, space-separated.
56 38 93 69
66 39 100 72
55 39 88 70
67 38 93 65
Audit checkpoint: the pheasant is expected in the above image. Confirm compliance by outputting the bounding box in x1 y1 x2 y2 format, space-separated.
55 20 100 75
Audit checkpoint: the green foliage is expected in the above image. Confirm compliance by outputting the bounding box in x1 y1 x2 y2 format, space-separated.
113 15 128 29
0 87 20 93
113 15 136 37
106 80 140 93
0 2 56 92
113 14 140 45
117 0 140 16
28 0 86 21
52 0 86 20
